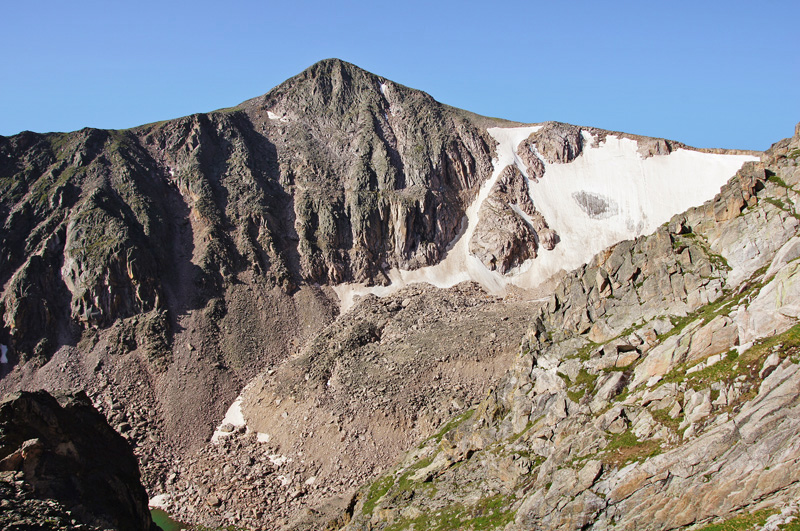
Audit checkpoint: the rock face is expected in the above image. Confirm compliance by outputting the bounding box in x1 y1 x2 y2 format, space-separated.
469 165 557 273
341 127 800 530
0 390 154 531
0 58 774 530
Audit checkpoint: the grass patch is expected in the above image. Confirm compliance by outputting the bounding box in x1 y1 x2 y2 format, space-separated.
363 475 394 515
430 409 475 444
573 340 599 361
601 429 661 467
767 171 791 188
562 368 599 403
383 494 516 531
694 508 778 531
650 404 682 432
655 323 800 412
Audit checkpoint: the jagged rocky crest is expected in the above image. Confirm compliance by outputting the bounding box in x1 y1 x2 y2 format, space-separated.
335 125 800 531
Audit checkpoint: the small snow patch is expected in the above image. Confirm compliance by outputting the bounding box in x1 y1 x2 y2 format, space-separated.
0 345 7 364
257 432 270 443
267 111 280 120
380 83 388 96
269 454 290 467
211 394 247 443
148 494 170 509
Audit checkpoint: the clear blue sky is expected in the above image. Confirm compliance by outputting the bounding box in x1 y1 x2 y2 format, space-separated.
1 0 797 150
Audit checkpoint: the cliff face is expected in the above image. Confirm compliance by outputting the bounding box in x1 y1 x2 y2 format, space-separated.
0 58 497 363
0 390 154 531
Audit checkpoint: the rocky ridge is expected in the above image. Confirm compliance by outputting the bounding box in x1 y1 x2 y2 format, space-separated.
339 124 800 530
0 59 504 490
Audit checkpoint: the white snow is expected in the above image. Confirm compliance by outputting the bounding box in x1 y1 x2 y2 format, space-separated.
267 111 280 120
257 432 270 443
0 344 7 364
148 494 170 509
512 133 759 289
332 126 758 312
380 83 388 96
210 393 247 443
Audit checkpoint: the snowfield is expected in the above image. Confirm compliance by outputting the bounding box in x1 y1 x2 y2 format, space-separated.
334 126 758 311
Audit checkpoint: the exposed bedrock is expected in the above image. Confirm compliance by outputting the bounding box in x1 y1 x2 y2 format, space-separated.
469 165 557 273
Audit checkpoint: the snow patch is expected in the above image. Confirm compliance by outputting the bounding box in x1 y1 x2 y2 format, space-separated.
0 345 7 364
380 83 388 96
211 393 248 443
148 494 170 509
332 126 758 313
257 432 270 443
267 111 280 120
514 136 758 289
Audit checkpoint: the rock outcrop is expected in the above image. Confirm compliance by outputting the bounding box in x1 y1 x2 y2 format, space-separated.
0 59 501 490
341 127 800 530
0 58 774 530
0 390 154 531
469 165 557 273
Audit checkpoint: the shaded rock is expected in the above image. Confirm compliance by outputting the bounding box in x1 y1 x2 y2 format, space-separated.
0 390 153 531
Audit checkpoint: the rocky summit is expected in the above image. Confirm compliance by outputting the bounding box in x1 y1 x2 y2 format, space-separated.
0 59 797 530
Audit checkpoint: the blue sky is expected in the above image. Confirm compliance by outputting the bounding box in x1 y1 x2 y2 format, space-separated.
1 0 797 150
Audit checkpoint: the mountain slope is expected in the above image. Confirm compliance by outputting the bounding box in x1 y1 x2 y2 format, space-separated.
0 59 766 528
341 125 800 531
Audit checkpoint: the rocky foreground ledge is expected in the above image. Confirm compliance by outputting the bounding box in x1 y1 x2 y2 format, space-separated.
0 390 155 531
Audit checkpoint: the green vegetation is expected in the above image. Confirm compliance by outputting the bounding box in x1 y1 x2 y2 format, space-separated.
766 170 791 189
363 474 395 515
572 339 599 361
657 323 800 398
659 264 769 345
382 494 517 531
430 409 475 444
693 508 777 531
601 429 661 467
561 368 599 403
